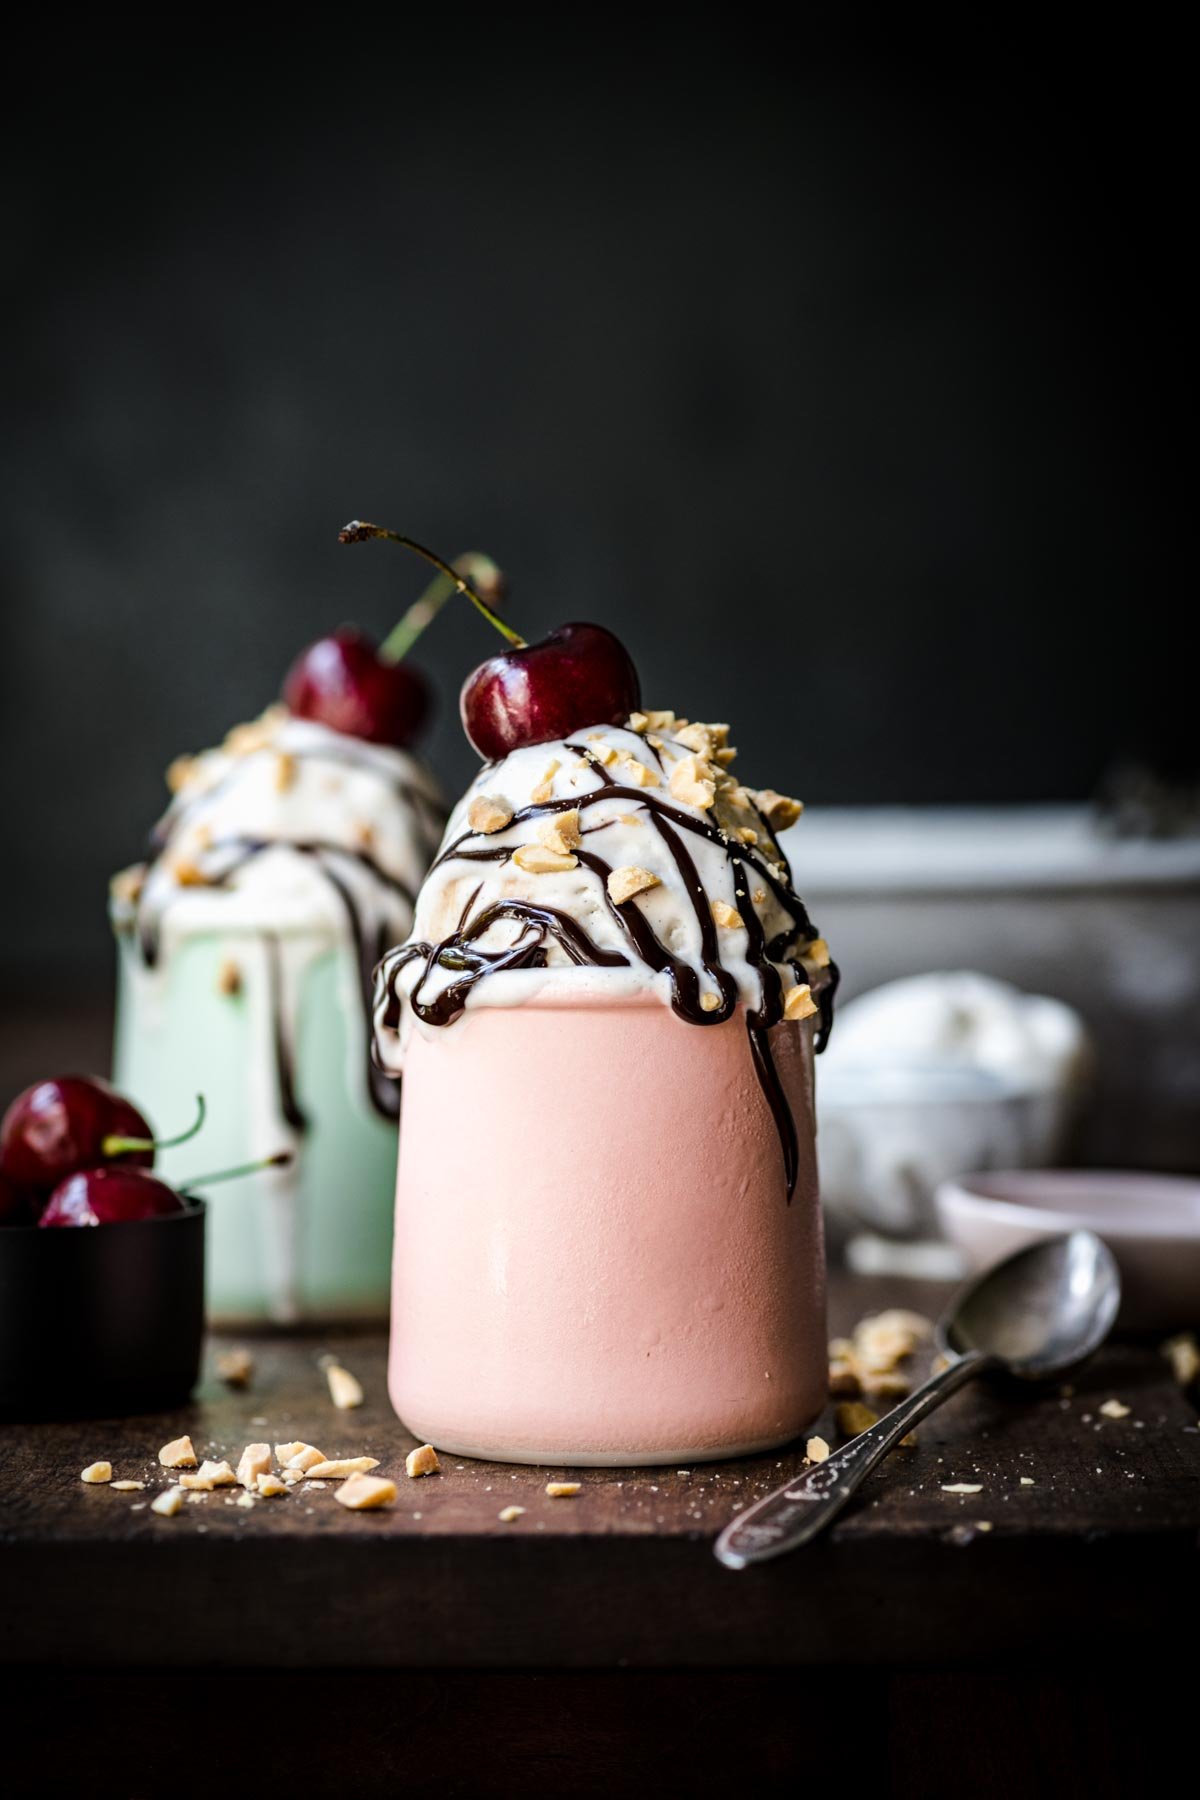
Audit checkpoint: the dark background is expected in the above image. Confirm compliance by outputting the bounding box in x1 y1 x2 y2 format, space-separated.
0 33 1189 1000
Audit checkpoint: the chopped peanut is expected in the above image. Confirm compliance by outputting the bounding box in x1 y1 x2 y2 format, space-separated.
537 808 582 855
180 1460 238 1491
280 1444 326 1473
336 1474 397 1511
406 1444 441 1479
530 760 561 804
216 1346 254 1388
711 899 741 930
512 843 578 875
158 1436 197 1469
151 1486 185 1518
236 1444 272 1490
669 754 716 810
835 1402 879 1437
80 1463 112 1485
754 789 803 830
784 983 818 1022
545 1481 582 1498
326 1364 364 1411
806 1437 831 1463
306 1457 381 1480
607 865 661 906
468 794 514 835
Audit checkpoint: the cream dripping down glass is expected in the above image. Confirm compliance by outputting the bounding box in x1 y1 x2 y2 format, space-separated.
374 710 838 1465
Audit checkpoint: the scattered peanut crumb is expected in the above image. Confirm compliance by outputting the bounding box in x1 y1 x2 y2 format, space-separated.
828 1308 935 1399
406 1444 441 1479
499 1505 526 1523
336 1474 397 1511
806 1437 831 1463
180 1460 238 1491
803 937 831 969
835 1402 879 1437
306 1457 380 1480
257 1474 289 1498
281 1444 326 1473
236 1444 272 1489
1099 1398 1131 1419
81 1463 112 1484
700 992 722 1012
545 1482 581 1498
1020 1477 1035 1487
216 1346 254 1388
1163 1333 1200 1387
607 865 661 906
711 899 741 930
468 793 514 835
151 1486 185 1518
111 1481 145 1492
326 1363 364 1411
942 1483 984 1495
159 1436 197 1468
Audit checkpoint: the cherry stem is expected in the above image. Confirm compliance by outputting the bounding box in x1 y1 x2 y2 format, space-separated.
102 1093 207 1159
339 522 526 649
378 553 506 664
178 1149 293 1191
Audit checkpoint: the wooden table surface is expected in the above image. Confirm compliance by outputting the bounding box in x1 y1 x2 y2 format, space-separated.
4 1270 1196 1673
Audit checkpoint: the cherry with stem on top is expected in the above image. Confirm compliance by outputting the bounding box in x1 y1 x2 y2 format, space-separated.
284 551 506 750
338 522 642 760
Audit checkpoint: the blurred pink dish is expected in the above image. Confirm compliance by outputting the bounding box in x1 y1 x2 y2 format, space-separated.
935 1169 1200 1330
388 992 827 1465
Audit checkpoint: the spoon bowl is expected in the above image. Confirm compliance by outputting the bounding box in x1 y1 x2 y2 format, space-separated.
939 1228 1121 1380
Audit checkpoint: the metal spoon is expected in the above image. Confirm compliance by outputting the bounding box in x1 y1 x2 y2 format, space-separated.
714 1229 1120 1569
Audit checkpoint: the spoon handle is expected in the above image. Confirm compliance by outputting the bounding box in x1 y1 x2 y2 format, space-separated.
714 1349 993 1568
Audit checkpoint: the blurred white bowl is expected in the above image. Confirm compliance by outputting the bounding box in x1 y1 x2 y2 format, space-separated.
934 1170 1200 1330
818 1063 1075 1240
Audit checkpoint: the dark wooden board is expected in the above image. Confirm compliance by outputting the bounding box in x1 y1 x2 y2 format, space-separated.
3 1272 1197 1670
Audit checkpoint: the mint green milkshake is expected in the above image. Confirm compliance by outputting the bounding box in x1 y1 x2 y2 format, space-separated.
111 706 444 1323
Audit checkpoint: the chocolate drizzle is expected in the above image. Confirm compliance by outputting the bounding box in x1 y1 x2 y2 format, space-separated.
379 742 838 1198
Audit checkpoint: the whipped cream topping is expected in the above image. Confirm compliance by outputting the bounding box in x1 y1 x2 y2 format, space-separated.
373 712 836 1196
113 706 446 1126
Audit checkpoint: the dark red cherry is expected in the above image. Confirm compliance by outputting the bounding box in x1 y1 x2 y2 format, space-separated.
460 623 641 760
0 1171 37 1228
283 628 430 749
0 1077 154 1192
38 1166 186 1227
